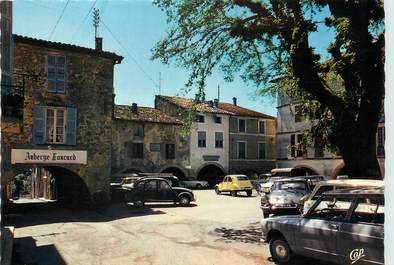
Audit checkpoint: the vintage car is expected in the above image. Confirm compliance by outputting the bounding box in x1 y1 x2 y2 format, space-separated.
180 180 210 189
261 187 384 265
261 178 311 218
215 175 253 197
301 179 384 214
122 177 195 207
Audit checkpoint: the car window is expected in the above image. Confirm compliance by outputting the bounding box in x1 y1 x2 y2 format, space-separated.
158 180 171 191
237 176 249 181
351 196 384 224
145 180 157 191
308 196 352 221
136 181 145 189
228 177 233 183
273 181 306 191
312 186 334 200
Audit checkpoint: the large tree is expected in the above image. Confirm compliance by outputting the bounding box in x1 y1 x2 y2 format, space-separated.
152 0 384 179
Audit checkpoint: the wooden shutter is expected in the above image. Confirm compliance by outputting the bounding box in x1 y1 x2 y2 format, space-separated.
33 106 45 144
66 108 77 145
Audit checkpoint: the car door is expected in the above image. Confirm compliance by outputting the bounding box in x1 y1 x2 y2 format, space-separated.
337 196 384 265
297 195 353 264
144 180 159 201
157 180 175 201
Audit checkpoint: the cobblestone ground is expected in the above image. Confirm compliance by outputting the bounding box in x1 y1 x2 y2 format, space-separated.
6 190 331 265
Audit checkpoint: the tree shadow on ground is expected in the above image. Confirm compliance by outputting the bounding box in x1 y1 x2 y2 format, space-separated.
3 202 167 228
211 223 263 245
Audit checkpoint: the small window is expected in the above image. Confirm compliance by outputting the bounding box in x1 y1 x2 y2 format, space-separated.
259 121 265 134
291 133 305 158
215 132 223 148
294 105 305 123
165 144 175 159
237 141 246 159
377 127 385 156
134 124 144 137
198 131 206 148
238 119 246 132
47 55 66 93
258 142 266 159
45 108 66 144
215 116 222 124
195 114 205 123
131 143 143 158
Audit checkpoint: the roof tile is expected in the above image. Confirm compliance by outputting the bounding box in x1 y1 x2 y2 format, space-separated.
114 105 182 125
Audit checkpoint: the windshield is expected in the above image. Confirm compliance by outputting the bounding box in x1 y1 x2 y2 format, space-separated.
273 181 307 191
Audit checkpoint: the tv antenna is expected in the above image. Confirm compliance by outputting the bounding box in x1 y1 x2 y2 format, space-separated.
93 8 100 38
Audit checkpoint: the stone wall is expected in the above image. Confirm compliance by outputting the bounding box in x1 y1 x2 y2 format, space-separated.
112 119 190 178
1 41 118 203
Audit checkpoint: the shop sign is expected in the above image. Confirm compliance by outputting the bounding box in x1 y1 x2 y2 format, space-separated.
11 149 87 165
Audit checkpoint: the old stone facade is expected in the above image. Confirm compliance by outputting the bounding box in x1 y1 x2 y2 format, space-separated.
112 104 190 179
1 35 122 203
218 99 276 177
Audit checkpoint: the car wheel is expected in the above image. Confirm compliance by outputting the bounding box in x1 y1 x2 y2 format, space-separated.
246 190 252 197
196 184 202 189
269 236 295 264
215 187 221 194
133 199 144 207
231 191 237 197
179 196 190 206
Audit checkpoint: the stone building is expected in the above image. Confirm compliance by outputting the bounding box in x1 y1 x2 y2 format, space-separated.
1 35 123 203
155 95 233 185
112 104 190 179
218 97 276 177
276 95 385 178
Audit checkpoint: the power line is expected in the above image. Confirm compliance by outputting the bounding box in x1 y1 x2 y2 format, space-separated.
100 19 159 89
48 0 71 40
71 0 98 41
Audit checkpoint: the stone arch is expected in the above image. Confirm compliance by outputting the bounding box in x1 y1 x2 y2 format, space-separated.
197 163 226 187
292 165 319 176
161 167 186 180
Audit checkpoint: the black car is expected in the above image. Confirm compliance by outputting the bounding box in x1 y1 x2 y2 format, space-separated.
122 177 196 207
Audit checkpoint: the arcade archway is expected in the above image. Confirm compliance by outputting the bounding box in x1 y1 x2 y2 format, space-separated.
197 164 225 187
161 167 186 180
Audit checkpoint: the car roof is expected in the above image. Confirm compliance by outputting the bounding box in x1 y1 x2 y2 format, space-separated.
322 187 384 196
137 177 171 182
316 179 384 187
271 168 293 173
274 178 307 183
227 175 248 178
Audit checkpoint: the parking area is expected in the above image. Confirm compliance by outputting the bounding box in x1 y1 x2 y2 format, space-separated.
6 190 328 265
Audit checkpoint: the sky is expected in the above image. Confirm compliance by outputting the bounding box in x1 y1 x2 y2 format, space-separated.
13 0 334 117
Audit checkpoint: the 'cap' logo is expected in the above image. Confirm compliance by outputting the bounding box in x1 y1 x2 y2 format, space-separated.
350 248 365 264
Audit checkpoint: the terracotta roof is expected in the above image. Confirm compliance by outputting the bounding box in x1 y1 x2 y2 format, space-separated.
114 105 182 125
157 95 234 115
13 34 123 63
218 102 276 119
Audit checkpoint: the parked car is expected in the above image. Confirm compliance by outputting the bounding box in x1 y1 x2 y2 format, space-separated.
122 177 195 207
180 180 210 189
260 178 312 218
261 187 384 265
301 179 384 214
260 176 285 194
215 175 253 197
295 175 324 189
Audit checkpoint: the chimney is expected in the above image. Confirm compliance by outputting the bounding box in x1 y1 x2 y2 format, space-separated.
131 103 138 113
207 100 214 107
214 98 219 108
95 37 103 51
232 97 237 106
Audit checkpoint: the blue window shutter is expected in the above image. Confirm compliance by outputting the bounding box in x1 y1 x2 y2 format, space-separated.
33 106 45 144
66 108 77 145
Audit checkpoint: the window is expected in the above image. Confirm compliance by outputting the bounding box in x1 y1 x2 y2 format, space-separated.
45 108 66 144
377 127 385 156
165 144 175 159
351 196 384 224
309 196 352 221
294 105 305 123
215 116 222 124
198 131 206 147
134 124 144 137
131 143 143 158
238 119 246 132
259 121 266 134
215 132 223 148
291 134 305 158
195 114 205 123
258 142 266 159
47 55 66 93
237 141 246 159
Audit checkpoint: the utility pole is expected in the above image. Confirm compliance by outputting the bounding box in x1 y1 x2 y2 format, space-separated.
93 8 100 38
159 72 161 95
217 85 220 101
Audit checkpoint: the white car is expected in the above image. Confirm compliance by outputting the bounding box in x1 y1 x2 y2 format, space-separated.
301 179 384 214
180 180 210 189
